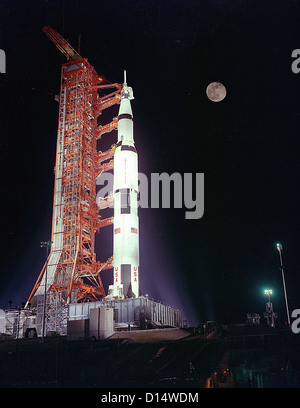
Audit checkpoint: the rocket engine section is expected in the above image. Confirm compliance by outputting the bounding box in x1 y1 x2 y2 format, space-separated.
107 76 140 299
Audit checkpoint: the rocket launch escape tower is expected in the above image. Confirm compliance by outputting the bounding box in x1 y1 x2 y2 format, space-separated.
24 27 181 336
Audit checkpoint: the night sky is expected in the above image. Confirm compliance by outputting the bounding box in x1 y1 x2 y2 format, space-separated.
0 0 299 326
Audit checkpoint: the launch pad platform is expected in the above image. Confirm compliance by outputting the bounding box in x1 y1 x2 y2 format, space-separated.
67 296 182 340
3 296 182 339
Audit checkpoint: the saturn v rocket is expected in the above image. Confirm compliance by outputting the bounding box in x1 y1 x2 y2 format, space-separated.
107 74 140 299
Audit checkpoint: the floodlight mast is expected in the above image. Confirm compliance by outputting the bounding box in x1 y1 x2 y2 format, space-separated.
263 288 277 328
276 243 291 328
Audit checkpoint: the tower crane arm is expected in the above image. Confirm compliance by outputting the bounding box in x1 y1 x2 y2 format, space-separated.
43 26 83 61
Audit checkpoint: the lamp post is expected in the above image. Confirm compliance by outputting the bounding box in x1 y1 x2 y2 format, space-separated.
263 289 277 328
264 289 273 303
276 243 290 328
40 240 52 340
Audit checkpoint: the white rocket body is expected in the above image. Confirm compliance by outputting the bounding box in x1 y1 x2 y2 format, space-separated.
107 78 139 299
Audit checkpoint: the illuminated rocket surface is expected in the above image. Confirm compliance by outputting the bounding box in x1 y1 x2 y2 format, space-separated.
107 73 140 299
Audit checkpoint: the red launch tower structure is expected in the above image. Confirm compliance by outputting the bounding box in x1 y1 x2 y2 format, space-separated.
27 27 120 317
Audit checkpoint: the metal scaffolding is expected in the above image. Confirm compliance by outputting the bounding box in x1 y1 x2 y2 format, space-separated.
26 27 120 334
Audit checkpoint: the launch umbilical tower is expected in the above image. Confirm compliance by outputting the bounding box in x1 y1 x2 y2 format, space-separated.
27 27 123 333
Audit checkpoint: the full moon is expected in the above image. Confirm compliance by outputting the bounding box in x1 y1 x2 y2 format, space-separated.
206 82 227 102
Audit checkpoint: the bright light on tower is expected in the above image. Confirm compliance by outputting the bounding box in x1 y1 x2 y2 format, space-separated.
263 288 277 328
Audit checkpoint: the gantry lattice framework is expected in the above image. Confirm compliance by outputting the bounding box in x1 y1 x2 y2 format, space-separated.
27 27 120 307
